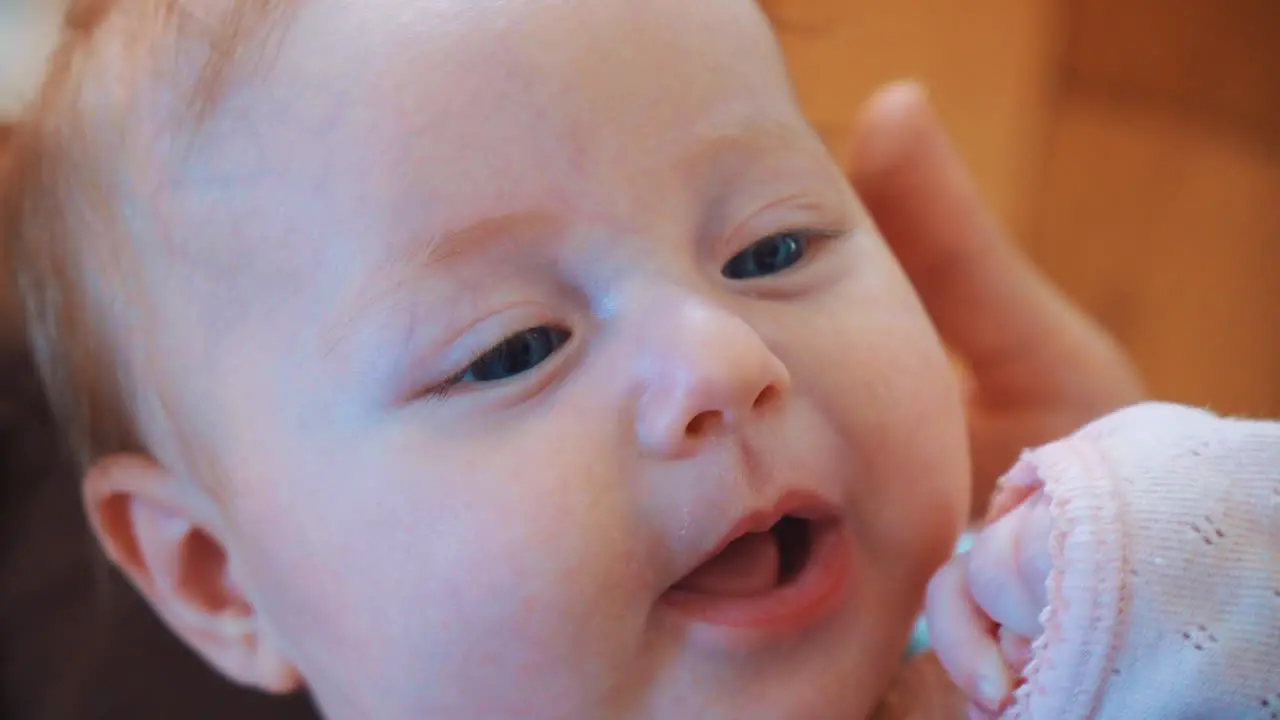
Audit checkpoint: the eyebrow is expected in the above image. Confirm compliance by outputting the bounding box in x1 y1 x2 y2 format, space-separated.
321 209 560 361
685 118 830 174
323 120 829 360
378 118 819 271
383 209 561 273
682 119 845 236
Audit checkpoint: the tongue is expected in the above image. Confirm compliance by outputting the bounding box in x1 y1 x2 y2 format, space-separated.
673 531 780 597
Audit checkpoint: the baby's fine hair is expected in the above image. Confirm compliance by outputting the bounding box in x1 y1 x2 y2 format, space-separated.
1 0 293 473
2 0 801 476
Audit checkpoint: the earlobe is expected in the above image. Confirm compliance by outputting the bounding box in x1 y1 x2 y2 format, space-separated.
83 453 302 694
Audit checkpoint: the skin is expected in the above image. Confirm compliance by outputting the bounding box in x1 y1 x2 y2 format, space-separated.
88 1 971 718
845 88 1144 518
847 85 1144 718
926 491 1052 719
62 1 1145 716
888 491 1066 719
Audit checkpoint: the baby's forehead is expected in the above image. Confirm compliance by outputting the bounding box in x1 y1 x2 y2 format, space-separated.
142 0 835 331
167 0 810 246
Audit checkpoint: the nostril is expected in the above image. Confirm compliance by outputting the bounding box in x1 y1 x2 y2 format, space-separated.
753 384 782 411
685 385 781 438
685 410 723 438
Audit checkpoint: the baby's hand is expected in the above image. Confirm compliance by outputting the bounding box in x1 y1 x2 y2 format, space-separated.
924 491 1053 718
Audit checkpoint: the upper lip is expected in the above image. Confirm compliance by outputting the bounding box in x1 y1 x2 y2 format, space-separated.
673 490 839 588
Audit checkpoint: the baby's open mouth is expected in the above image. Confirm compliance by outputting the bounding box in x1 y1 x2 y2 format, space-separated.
671 516 813 597
661 510 850 634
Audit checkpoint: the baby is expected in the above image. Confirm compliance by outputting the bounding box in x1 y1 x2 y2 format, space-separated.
7 0 971 717
3 1 1276 719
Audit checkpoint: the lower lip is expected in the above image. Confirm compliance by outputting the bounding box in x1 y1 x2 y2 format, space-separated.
660 521 851 634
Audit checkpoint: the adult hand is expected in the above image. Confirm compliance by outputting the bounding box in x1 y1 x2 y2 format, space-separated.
846 83 1143 518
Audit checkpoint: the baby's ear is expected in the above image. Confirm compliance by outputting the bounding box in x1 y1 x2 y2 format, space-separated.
83 453 302 694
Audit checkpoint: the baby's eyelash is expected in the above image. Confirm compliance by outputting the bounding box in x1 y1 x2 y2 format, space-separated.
420 342 498 401
720 226 846 281
745 227 847 256
422 344 496 401
422 326 570 400
422 367 470 401
781 227 847 245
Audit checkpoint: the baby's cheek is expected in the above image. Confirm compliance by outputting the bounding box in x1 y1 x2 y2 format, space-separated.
411 505 649 709
853 331 969 594
803 242 969 557
258 484 647 715
224 433 633 690
460 509 643 630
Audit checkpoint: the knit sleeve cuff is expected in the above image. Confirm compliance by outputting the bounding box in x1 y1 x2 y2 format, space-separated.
986 439 1128 720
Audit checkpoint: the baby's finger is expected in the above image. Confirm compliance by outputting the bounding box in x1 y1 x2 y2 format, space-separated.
968 703 1000 720
925 554 1011 713
968 501 1045 639
998 627 1032 673
1014 491 1053 613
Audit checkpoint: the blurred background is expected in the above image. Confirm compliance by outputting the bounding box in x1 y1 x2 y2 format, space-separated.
766 0 1279 418
0 1 61 117
3 0 1278 417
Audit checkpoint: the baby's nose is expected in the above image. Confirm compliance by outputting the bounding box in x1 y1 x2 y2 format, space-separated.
633 300 790 459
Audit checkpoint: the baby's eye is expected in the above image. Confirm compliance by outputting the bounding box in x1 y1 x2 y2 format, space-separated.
460 326 570 384
722 231 810 280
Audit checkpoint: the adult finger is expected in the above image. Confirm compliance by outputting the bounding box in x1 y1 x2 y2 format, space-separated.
846 81 1133 397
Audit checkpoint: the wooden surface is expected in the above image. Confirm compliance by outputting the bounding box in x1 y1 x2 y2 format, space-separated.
765 0 1060 236
770 0 1280 418
1030 0 1280 416
1064 0 1280 149
1029 96 1280 416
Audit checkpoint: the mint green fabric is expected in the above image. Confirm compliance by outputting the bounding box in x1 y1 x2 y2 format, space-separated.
906 532 975 657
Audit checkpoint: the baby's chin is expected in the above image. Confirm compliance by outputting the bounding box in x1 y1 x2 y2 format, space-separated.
636 586 915 718
638 642 897 719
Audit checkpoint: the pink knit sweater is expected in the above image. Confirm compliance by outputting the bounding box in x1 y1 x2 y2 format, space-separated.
880 402 1280 719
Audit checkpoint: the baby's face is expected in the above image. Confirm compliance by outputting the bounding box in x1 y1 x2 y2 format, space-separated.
147 0 969 716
